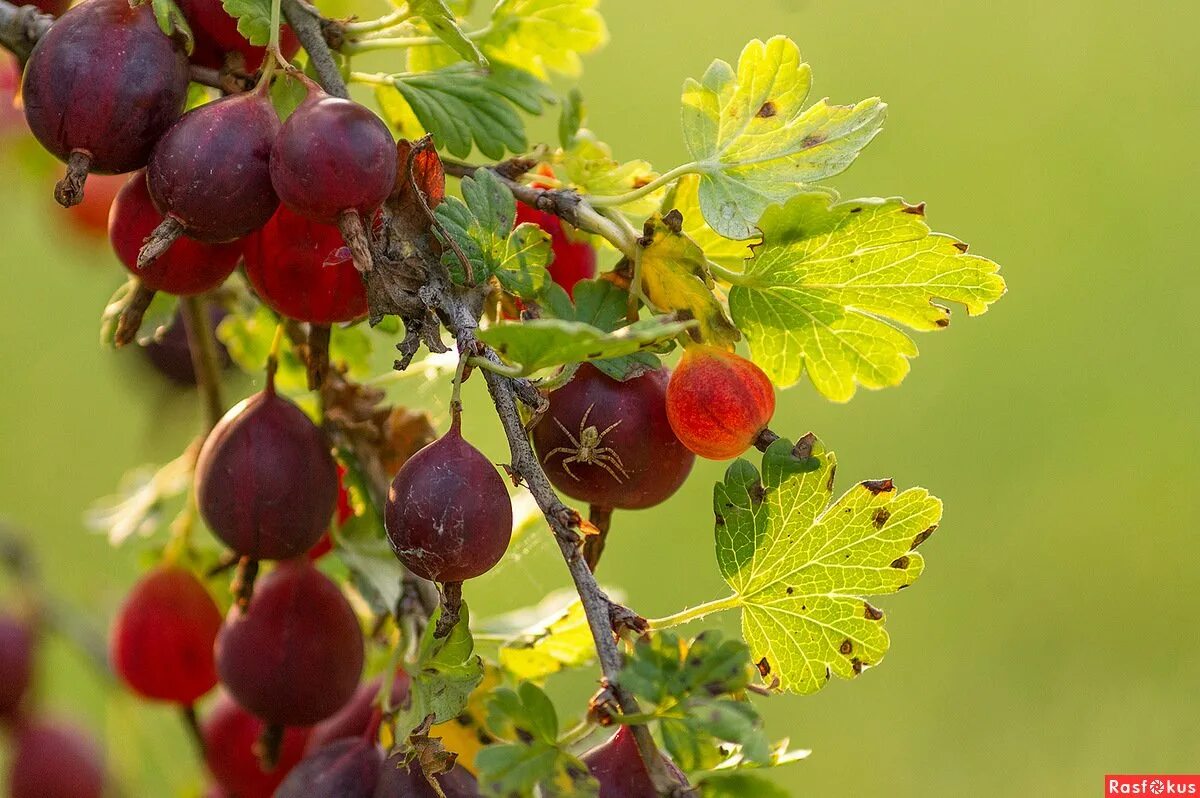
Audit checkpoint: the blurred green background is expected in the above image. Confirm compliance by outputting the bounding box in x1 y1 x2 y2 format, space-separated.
2 0 1198 795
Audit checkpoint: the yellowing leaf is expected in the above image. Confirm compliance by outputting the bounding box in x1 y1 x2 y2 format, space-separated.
682 36 886 239
498 600 595 682
554 130 662 215
639 213 740 348
666 174 757 270
484 0 608 80
715 437 942 695
729 194 1006 401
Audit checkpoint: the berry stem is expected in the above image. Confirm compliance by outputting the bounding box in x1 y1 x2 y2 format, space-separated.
136 216 185 270
340 24 494 54
341 8 414 35
583 505 613 573
180 296 225 431
337 209 374 274
255 723 285 771
54 150 91 208
433 580 463 639
113 282 157 348
306 323 331 390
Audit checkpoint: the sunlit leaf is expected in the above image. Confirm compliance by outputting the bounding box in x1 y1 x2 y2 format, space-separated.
410 0 488 66
666 174 757 270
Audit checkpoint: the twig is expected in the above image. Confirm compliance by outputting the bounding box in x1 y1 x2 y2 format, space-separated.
180 296 225 431
281 0 348 97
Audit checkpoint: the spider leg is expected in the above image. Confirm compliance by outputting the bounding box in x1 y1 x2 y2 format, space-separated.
542 446 577 466
553 417 581 448
596 419 623 441
561 456 581 481
579 403 595 432
593 457 627 484
596 450 631 479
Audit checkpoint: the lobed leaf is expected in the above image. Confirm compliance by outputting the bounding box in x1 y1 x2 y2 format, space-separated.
478 316 693 377
479 0 607 81
408 603 485 725
221 0 271 45
681 36 886 239
714 437 943 695
496 600 596 682
410 0 488 66
729 194 1007 400
666 174 757 270
538 279 664 380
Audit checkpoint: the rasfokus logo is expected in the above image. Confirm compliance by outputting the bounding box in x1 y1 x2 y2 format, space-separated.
1106 776 1200 795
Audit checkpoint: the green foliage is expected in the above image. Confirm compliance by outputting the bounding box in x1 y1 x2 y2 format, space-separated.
537 279 664 379
221 0 272 45
380 65 554 159
494 599 595 682
714 437 942 694
729 194 1006 400
478 315 691 377
331 457 402 616
84 452 194 546
147 0 195 53
407 604 485 727
410 0 489 67
665 174 757 270
476 682 598 797
434 169 551 295
681 36 886 239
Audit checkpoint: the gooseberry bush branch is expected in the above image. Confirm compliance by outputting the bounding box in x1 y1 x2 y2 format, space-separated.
0 0 1007 796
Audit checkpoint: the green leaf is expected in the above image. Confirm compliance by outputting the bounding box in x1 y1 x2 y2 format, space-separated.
681 36 887 239
215 302 308 392
478 316 693 377
221 0 272 45
728 194 1007 401
639 213 741 348
480 0 608 81
386 64 552 159
699 773 791 798
714 437 943 694
538 279 663 380
410 603 485 724
433 169 551 294
620 630 752 706
148 0 194 53
558 131 662 215
558 88 584 149
496 599 596 682
411 0 488 66
486 683 558 743
666 174 757 270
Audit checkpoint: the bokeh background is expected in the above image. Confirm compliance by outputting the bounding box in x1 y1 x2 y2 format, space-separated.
2 0 1198 795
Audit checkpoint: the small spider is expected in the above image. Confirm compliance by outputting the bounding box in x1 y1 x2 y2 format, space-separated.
541 404 631 483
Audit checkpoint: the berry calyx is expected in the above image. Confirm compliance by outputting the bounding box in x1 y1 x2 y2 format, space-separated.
581 726 687 798
109 565 222 705
215 559 364 727
202 691 311 798
0 614 33 721
276 737 384 797
194 380 339 561
20 0 190 207
385 412 513 583
243 205 369 324
515 203 597 297
531 364 695 510
109 172 241 296
270 77 397 273
139 87 280 266
374 752 481 797
8 720 106 798
665 345 776 460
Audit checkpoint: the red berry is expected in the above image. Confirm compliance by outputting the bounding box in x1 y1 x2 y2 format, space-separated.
276 738 384 797
9 720 106 798
176 0 300 71
0 615 33 720
21 0 190 206
25 0 70 15
109 172 241 296
305 673 410 755
64 172 126 240
110 565 222 705
665 346 775 460
515 204 597 297
202 691 311 798
270 79 396 226
243 205 368 324
145 89 280 246
531 364 694 510
374 752 480 797
581 726 686 798
195 384 339 560
385 413 512 582
215 559 364 727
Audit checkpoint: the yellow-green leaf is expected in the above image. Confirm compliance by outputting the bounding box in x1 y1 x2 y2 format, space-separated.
498 600 595 682
715 437 942 695
484 0 608 80
557 131 662 215
666 174 757 270
639 213 740 348
729 194 1006 401
682 36 886 239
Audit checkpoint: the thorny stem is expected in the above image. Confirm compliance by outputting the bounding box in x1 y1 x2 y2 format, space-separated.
180 296 225 431
644 594 742 631
341 24 494 54
342 7 413 35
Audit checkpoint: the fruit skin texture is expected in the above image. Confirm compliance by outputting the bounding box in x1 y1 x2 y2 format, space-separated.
109 565 222 705
270 83 397 224
581 726 686 798
666 345 776 461
195 385 338 560
276 738 384 798
243 205 369 324
531 364 695 510
374 753 480 798
385 414 513 583
202 691 311 798
9 719 106 798
109 172 241 295
147 90 281 242
21 0 189 174
515 203 597 297
305 672 410 754
0 615 33 719
176 0 300 71
215 559 364 727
